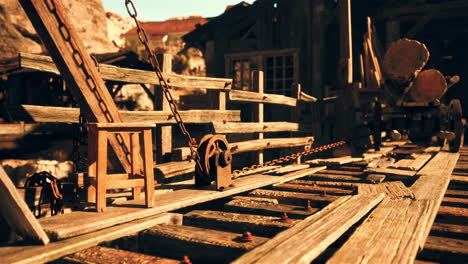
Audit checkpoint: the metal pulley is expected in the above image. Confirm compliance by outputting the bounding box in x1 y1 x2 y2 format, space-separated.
195 134 233 190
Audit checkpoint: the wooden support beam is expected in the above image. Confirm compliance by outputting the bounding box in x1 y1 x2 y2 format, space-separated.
19 0 132 171
212 122 313 133
229 89 297 107
0 165 49 245
6 105 241 124
172 137 314 160
252 71 264 164
19 53 233 90
338 0 353 86
155 54 172 163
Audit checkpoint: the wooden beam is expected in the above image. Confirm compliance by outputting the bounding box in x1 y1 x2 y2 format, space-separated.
338 0 353 86
6 105 241 124
212 122 312 133
0 213 181 264
19 53 233 90
252 71 264 164
0 165 49 245
229 89 297 107
19 0 132 171
173 137 314 160
155 54 172 163
232 194 385 264
38 167 327 240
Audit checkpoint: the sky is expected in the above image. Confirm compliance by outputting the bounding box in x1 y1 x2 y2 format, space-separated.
103 0 256 21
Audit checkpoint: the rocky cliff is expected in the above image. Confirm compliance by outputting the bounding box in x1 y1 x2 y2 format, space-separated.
0 0 132 58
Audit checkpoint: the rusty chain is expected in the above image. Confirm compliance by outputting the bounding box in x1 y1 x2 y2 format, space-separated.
232 140 347 177
125 0 203 171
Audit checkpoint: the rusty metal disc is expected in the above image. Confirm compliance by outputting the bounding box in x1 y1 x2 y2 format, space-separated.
196 134 230 183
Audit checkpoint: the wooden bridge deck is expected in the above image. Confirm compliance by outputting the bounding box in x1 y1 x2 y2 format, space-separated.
0 143 465 264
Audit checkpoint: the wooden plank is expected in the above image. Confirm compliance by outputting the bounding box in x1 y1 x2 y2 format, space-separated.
410 151 460 249
60 246 180 264
419 236 468 262
155 54 172 163
233 194 385 264
229 89 297 107
154 160 195 180
19 0 132 172
224 199 318 219
306 146 394 166
174 137 314 160
367 157 395 168
184 210 295 237
0 213 181 264
357 181 415 199
140 224 268 263
365 167 418 177
390 153 433 171
327 198 433 264
0 165 49 245
38 167 327 240
19 53 233 90
212 122 312 133
247 189 336 207
7 105 241 124
252 71 264 164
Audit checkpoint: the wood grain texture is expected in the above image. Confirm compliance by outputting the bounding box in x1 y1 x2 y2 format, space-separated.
18 0 132 171
212 122 312 133
390 153 432 171
327 198 433 264
7 105 241 124
229 89 297 107
233 194 385 264
0 213 181 264
19 53 233 90
38 167 327 240
0 165 49 245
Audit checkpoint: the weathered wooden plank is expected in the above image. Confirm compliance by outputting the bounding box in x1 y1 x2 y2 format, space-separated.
357 181 415 199
390 153 433 171
154 160 195 180
58 246 180 264
184 210 295 237
327 198 433 264
140 224 268 263
7 105 241 124
270 164 311 175
367 157 395 168
229 89 297 107
174 137 314 160
19 53 233 90
419 236 468 262
19 0 132 171
247 189 336 206
212 122 312 133
306 146 394 166
365 167 418 178
233 194 385 264
410 151 460 249
38 167 327 240
430 222 468 239
0 165 49 245
273 182 355 196
0 213 181 264
224 199 318 219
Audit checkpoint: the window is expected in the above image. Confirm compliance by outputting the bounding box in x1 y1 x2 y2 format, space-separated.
226 49 298 95
264 54 294 96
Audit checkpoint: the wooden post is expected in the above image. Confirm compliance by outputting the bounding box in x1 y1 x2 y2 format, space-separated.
19 0 132 172
338 0 353 87
252 71 264 164
155 54 172 163
292 83 302 164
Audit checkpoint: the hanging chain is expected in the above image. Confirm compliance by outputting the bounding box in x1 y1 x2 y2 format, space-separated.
71 113 89 173
125 0 202 171
232 140 347 176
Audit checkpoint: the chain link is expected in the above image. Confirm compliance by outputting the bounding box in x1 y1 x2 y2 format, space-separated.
125 0 202 171
232 140 347 176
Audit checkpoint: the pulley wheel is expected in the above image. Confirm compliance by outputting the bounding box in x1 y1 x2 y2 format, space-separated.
196 134 230 185
448 99 464 152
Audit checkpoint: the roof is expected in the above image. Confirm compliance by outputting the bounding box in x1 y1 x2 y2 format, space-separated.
123 16 208 40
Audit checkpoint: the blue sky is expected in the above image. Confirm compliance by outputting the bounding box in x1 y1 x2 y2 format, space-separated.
103 0 255 21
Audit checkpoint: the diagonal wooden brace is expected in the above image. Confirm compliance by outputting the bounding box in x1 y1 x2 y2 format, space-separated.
19 0 136 172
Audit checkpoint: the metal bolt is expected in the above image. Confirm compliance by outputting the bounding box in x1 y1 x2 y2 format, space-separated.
241 231 254 242
281 212 292 223
305 200 314 213
180 256 192 264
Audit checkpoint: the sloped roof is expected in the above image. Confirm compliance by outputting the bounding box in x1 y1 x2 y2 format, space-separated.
123 16 208 39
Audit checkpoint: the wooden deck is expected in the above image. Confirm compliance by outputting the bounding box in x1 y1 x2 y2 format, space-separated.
0 143 465 264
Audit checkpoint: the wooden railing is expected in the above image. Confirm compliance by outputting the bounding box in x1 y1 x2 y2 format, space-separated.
10 53 319 182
